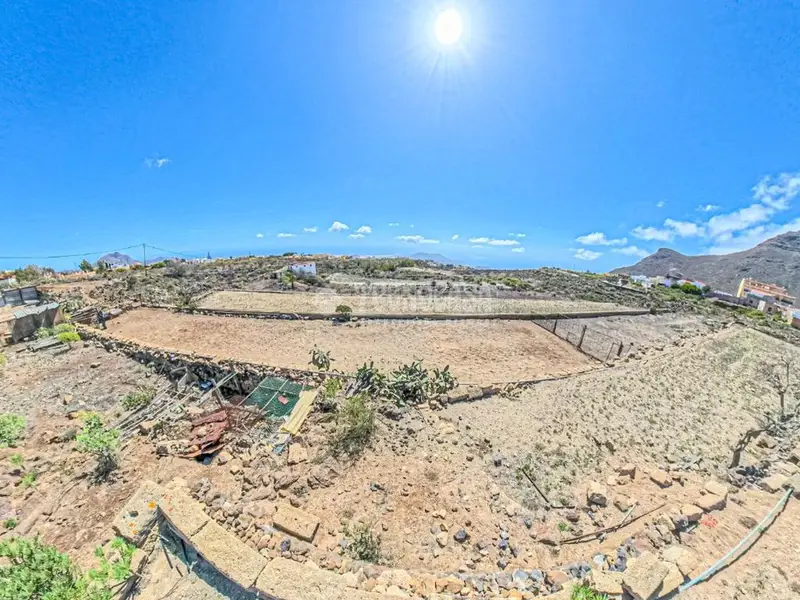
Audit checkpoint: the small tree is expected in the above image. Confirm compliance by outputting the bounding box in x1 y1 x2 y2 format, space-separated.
79 259 94 273
758 355 796 421
335 304 353 321
309 346 333 371
331 394 375 456
76 414 120 480
281 270 297 290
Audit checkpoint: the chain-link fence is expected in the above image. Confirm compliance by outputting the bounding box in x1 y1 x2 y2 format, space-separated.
534 317 630 362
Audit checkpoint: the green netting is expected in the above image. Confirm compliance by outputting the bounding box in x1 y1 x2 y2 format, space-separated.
244 376 307 418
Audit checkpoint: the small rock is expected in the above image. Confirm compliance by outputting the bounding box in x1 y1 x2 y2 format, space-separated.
761 473 788 493
288 444 309 466
618 463 637 478
622 553 670 600
435 532 449 547
662 545 698 577
454 528 469 543
680 504 703 523
695 493 726 512
649 470 672 488
493 454 503 467
704 480 728 498
587 481 609 507
216 451 233 465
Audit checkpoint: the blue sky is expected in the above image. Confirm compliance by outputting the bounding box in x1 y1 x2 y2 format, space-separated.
3 1 800 271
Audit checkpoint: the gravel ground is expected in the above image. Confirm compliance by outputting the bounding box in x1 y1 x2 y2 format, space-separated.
104 308 595 383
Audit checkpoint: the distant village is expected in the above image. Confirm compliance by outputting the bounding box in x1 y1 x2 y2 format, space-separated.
617 269 799 329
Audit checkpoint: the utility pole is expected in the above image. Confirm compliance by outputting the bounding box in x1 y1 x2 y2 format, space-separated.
143 243 148 277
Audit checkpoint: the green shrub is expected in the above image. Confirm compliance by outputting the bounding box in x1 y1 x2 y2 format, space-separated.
121 386 156 411
86 538 136 585
354 361 387 398
9 453 24 468
331 394 375 456
323 377 342 399
19 472 37 489
343 523 382 563
54 323 76 334
335 304 353 320
388 361 458 406
76 415 120 479
56 332 81 343
679 282 702 295
571 584 609 600
0 536 122 600
0 353 6 368
309 347 333 371
35 327 55 339
0 414 25 448
3 518 16 530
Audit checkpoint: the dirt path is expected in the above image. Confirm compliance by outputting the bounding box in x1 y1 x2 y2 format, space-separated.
104 308 595 383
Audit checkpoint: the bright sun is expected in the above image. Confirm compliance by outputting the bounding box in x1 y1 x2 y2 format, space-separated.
435 8 463 46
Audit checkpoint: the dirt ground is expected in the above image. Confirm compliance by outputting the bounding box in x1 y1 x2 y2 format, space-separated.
104 308 596 383
444 325 800 503
198 290 626 316
566 312 717 351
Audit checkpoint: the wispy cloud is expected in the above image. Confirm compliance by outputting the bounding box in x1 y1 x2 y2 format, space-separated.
468 237 520 246
356 225 372 234
511 247 525 253
348 233 365 239
706 203 772 238
663 219 706 237
709 217 800 254
574 248 602 260
255 233 264 238
451 234 459 240
575 232 627 246
697 204 720 213
303 227 318 233
752 173 800 210
613 245 649 258
508 232 527 238
329 221 349 232
388 222 400 227
277 233 295 238
396 235 439 244
630 226 674 242
656 200 666 208
145 157 171 169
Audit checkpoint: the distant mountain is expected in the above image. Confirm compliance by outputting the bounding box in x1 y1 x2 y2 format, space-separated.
409 252 462 266
97 252 139 267
613 231 800 294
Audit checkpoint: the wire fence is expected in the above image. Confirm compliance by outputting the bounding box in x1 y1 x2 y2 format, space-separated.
534 317 631 362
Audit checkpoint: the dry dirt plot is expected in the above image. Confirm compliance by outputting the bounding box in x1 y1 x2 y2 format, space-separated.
198 290 627 316
445 325 800 504
105 308 594 383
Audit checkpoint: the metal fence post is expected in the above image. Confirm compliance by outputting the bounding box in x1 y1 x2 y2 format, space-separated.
577 325 587 349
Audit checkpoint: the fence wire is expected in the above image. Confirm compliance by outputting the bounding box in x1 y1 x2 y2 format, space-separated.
534 318 630 362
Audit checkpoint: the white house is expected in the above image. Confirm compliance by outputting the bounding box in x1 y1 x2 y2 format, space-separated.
289 262 317 277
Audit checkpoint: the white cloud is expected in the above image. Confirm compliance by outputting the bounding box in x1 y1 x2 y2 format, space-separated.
303 227 318 233
656 200 666 208
574 248 602 260
396 235 440 244
348 233 365 239
511 247 525 253
663 219 706 237
471 245 484 249
575 232 627 246
255 233 264 238
630 226 674 242
752 172 800 210
329 221 349 232
145 157 170 168
277 233 295 238
356 225 372 234
388 222 400 227
697 204 720 213
451 234 459 240
409 224 415 228
613 245 649 258
508 232 527 238
468 237 520 246
708 218 800 254
706 203 772 238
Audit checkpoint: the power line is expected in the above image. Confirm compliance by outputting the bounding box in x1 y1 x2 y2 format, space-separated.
0 244 142 260
144 244 199 260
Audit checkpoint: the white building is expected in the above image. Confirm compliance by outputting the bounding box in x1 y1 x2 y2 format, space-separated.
288 262 317 276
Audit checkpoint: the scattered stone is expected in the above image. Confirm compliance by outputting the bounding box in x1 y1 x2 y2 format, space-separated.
586 481 609 507
680 504 703 523
216 451 233 465
618 463 637 478
496 572 513 589
273 503 320 542
614 495 634 512
273 470 300 490
790 445 800 465
454 528 469 543
546 570 569 589
662 545 698 577
435 532 449 547
587 570 624 596
622 553 670 600
493 454 503 467
704 480 728 499
659 562 684 597
288 445 309 466
761 473 788 493
695 493 725 512
649 470 672 488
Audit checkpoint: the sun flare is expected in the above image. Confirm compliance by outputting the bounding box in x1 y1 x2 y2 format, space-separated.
435 8 463 46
